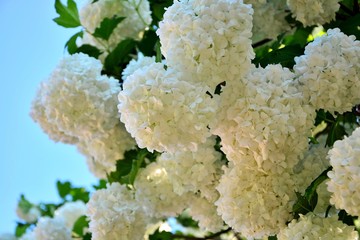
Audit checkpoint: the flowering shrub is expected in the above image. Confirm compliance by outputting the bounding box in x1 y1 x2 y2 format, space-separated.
2 0 360 239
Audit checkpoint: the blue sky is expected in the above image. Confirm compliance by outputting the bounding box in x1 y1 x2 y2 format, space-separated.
0 0 97 233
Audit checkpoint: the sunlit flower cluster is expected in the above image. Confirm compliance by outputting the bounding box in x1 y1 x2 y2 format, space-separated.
294 29 360 114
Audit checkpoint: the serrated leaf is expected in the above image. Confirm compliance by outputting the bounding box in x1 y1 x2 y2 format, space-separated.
254 45 304 68
75 44 102 59
65 31 83 54
72 216 89 236
93 16 126 41
53 0 81 28
57 181 72 199
104 38 136 71
15 222 31 237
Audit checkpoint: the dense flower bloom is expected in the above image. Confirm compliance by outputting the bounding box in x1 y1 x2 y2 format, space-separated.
158 137 223 202
80 0 152 60
287 0 340 26
77 123 136 178
134 162 191 218
122 54 156 82
118 61 217 153
216 160 297 239
31 53 121 141
188 196 224 233
211 64 314 168
87 182 152 240
54 201 87 229
157 0 254 89
33 217 72 240
278 213 359 239
245 0 289 42
327 127 360 216
294 28 360 114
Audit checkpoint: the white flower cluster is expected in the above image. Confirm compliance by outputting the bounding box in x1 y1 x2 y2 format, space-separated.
245 0 289 42
278 213 359 239
327 127 360 216
118 61 216 153
77 123 136 178
287 0 340 26
122 53 156 81
294 28 360 114
87 182 152 240
134 162 191 218
157 0 254 90
31 53 135 177
54 201 87 229
212 64 314 168
80 0 152 60
16 201 86 240
158 137 223 202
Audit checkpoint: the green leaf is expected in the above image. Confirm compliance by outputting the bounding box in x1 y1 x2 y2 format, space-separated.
65 31 83 54
75 44 102 59
72 216 89 236
53 0 81 28
57 181 72 199
93 179 107 190
107 148 158 185
137 29 159 56
176 213 199 228
15 222 31 237
69 187 90 202
38 203 58 217
326 118 347 147
253 45 304 68
292 167 332 218
149 230 173 240
338 210 358 226
18 195 33 214
104 38 136 72
93 16 126 41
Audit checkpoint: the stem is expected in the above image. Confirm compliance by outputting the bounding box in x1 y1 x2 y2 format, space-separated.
354 0 360 13
172 228 232 240
252 38 272 48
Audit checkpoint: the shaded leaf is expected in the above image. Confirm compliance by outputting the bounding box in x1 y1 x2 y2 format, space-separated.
155 40 162 62
53 0 81 28
65 30 83 54
253 45 304 68
338 210 358 226
137 29 159 56
326 119 347 147
104 38 136 72
93 16 126 41
75 44 102 59
176 214 199 228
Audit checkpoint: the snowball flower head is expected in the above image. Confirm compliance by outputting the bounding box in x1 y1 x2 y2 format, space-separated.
278 213 359 239
294 28 360 114
118 61 217 153
287 0 340 26
54 200 87 229
87 182 152 240
33 217 72 240
327 127 360 216
77 123 136 178
157 0 254 89
122 53 156 81
80 0 152 60
134 162 191 218
158 137 223 202
31 53 121 141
